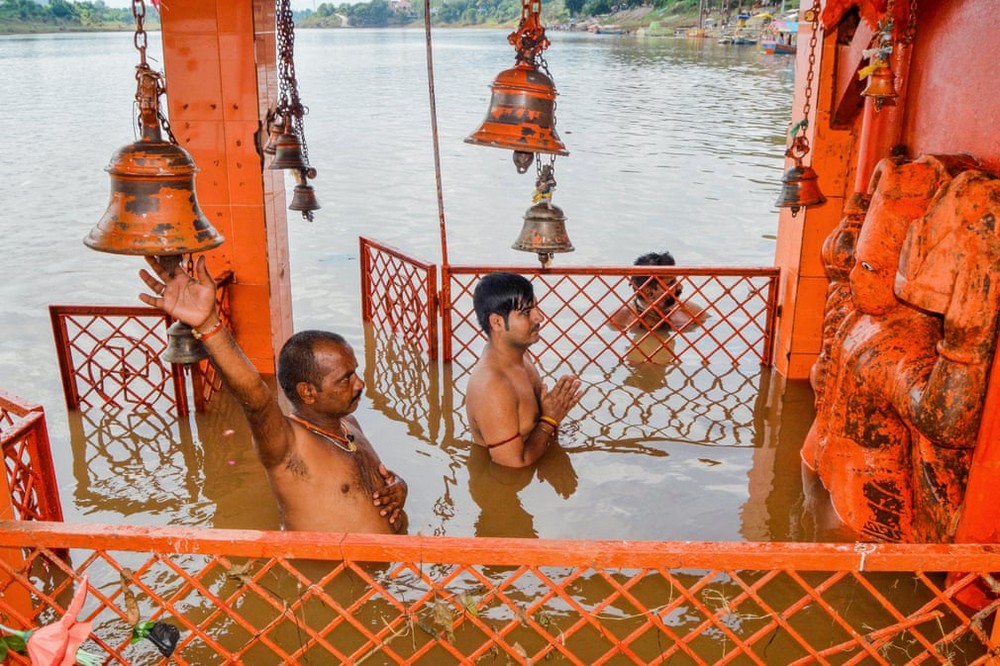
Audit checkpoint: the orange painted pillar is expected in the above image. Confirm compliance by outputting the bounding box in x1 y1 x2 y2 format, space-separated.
772 14 854 379
158 1 293 373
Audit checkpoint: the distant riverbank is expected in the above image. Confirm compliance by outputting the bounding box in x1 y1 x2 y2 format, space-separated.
2 6 699 36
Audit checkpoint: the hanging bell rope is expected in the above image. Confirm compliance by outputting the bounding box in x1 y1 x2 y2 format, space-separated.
273 0 319 220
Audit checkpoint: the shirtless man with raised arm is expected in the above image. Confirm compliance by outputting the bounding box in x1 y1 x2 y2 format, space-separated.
139 256 407 534
466 272 584 468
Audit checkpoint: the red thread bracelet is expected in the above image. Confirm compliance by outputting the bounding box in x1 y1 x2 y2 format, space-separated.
193 319 224 341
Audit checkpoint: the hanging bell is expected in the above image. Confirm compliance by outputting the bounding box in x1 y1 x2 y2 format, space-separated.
862 65 898 109
776 161 827 216
512 201 574 266
263 116 286 155
289 183 321 212
268 126 310 171
466 63 569 170
84 121 223 256
162 320 210 365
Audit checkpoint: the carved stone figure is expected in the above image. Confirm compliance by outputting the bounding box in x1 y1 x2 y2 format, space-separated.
802 155 1000 542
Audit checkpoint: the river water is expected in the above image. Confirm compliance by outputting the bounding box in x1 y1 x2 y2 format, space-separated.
0 28 819 542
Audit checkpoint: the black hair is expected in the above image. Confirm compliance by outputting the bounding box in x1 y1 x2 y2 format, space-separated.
277 330 349 406
632 251 679 307
473 272 535 335
631 251 676 289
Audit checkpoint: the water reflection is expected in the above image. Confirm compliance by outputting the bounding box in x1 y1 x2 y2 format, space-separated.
356 319 820 542
468 443 578 538
67 408 203 519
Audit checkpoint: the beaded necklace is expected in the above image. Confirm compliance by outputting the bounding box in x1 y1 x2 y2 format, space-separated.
288 414 357 453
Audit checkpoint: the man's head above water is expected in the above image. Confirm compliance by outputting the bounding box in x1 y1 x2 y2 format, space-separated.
632 251 681 307
278 330 362 411
473 272 536 336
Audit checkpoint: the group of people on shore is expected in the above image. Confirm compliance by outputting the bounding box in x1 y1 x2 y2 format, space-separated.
138 250 706 535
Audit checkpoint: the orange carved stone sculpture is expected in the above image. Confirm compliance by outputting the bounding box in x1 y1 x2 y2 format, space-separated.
803 154 1000 543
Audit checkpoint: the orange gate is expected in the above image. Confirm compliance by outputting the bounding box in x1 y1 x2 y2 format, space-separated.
0 520 997 665
360 236 440 360
441 264 780 367
0 391 61 523
48 272 233 416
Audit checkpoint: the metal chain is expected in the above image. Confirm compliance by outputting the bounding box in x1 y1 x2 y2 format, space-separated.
801 0 820 124
131 0 181 145
275 0 310 166
903 0 918 44
131 0 147 67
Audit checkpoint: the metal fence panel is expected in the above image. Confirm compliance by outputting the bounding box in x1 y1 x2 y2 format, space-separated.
0 522 996 665
360 236 439 360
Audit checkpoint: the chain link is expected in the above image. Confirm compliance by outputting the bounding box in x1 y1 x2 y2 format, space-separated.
275 0 311 171
801 0 820 124
131 0 147 66
903 0 918 45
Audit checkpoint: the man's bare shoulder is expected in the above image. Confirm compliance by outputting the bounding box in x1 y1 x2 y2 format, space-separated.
468 359 515 399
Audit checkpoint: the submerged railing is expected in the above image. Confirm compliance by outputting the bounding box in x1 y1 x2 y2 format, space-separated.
358 236 781 369
0 521 998 665
0 390 62 523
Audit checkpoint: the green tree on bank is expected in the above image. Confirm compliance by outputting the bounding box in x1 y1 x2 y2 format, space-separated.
300 0 718 30
1 0 745 34
0 0 157 33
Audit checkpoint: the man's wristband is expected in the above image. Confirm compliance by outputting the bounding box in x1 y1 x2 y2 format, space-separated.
539 415 560 429
192 319 224 341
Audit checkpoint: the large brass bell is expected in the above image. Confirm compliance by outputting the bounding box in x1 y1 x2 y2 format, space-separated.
466 63 569 173
85 121 224 256
775 161 827 216
268 126 310 171
862 65 898 109
86 65 223 366
512 201 574 266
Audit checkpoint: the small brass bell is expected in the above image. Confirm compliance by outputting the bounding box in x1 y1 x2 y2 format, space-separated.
263 116 286 155
162 320 210 365
862 65 898 109
268 127 310 171
775 162 827 216
289 183 321 212
466 63 569 172
512 202 574 266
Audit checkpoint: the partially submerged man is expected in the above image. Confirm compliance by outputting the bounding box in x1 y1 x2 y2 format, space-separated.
465 272 583 468
609 251 708 333
139 256 407 534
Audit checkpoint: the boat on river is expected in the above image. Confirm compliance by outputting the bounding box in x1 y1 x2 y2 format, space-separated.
761 19 797 54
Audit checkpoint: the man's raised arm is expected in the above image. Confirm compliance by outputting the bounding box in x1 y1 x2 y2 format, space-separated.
138 256 294 469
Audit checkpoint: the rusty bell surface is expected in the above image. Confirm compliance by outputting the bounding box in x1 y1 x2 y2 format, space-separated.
465 63 569 158
85 124 223 256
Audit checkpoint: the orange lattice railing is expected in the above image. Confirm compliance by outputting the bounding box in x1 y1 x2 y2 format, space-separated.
0 521 997 665
355 250 780 449
48 273 233 416
441 265 780 369
49 305 185 414
360 236 439 360
0 391 62 523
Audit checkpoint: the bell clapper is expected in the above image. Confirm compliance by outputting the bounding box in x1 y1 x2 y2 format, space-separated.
513 151 534 173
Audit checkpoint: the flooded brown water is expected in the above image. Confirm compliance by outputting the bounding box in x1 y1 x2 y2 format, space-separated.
0 28 834 543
